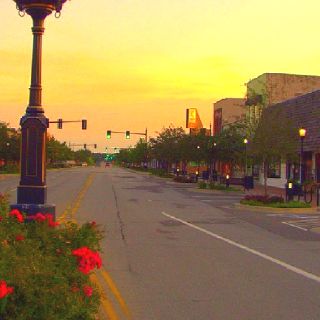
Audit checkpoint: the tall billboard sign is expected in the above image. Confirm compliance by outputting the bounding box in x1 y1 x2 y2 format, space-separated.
186 108 198 128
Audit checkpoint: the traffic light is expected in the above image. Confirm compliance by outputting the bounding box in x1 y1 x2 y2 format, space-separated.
125 131 130 139
94 144 97 149
106 130 111 139
84 144 87 149
57 118 63 129
82 119 87 130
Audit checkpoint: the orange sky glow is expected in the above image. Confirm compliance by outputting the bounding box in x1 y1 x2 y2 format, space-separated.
1 0 320 151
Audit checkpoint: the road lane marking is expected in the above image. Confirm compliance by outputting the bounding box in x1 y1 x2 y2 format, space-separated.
161 211 320 284
90 274 119 320
57 173 131 319
58 173 94 223
101 270 132 319
282 222 308 231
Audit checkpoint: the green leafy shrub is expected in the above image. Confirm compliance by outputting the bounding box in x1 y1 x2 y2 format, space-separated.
173 176 194 183
208 182 216 189
0 164 19 174
209 184 241 192
148 168 173 178
243 194 284 203
198 182 207 189
240 199 311 208
0 195 103 320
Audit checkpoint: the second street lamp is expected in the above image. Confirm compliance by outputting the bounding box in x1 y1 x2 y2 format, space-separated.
299 128 306 184
243 138 248 176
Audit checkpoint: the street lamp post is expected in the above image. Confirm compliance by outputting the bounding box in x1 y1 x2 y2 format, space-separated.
196 145 200 182
5 142 10 167
299 128 306 184
11 0 68 219
243 138 248 176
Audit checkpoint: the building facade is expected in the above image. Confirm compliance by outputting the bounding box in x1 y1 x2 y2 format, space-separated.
246 73 320 123
213 98 246 135
258 89 320 188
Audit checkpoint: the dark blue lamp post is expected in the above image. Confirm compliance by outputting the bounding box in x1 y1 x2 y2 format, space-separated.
299 128 306 184
11 0 68 219
243 138 248 176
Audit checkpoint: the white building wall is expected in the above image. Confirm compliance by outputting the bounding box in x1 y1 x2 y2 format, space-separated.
259 163 287 189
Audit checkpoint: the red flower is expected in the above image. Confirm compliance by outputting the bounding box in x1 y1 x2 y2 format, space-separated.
36 213 47 221
0 216 3 222
48 220 59 228
15 235 25 241
29 213 59 227
0 280 14 299
83 285 93 297
9 209 24 223
72 247 102 274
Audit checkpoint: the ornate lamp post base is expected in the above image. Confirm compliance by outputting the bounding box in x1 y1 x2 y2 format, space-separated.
11 204 55 218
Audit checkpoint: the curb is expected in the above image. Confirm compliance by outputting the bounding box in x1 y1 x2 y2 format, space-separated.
234 203 319 214
187 188 244 195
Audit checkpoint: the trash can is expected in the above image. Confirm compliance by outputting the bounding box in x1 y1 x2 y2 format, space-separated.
244 176 254 190
202 171 209 180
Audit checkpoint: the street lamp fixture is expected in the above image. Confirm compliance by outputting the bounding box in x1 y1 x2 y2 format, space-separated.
299 128 306 184
299 128 306 138
11 0 69 219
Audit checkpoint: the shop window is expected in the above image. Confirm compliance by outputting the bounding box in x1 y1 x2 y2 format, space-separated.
268 161 281 178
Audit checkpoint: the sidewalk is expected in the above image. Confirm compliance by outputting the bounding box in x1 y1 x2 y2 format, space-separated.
245 184 286 197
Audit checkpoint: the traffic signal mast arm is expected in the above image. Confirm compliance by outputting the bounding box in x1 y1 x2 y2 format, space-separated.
69 143 97 149
107 128 148 140
49 119 87 130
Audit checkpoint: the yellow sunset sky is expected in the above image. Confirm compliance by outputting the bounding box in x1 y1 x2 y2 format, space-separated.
1 0 320 151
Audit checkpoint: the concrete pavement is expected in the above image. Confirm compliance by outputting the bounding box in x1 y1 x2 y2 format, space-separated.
3 167 320 319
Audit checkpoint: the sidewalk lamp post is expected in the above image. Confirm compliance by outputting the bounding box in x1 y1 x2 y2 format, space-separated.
5 142 10 166
196 145 200 182
11 0 68 219
299 128 306 184
243 138 248 176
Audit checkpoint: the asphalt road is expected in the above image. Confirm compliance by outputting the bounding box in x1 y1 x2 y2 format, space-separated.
2 167 320 320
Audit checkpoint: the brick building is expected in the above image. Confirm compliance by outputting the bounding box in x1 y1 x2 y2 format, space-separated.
213 98 246 135
246 73 320 123
257 90 320 188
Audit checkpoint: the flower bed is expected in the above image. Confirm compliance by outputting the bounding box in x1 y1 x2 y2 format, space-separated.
198 182 241 192
240 194 311 208
0 194 103 320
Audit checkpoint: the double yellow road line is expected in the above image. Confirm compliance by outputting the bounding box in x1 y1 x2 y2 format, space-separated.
58 173 132 320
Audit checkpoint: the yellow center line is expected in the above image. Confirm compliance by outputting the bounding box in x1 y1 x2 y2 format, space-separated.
90 274 119 320
56 171 132 319
57 173 94 223
100 269 132 319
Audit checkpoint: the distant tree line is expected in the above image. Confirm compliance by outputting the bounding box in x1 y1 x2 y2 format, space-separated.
0 122 95 172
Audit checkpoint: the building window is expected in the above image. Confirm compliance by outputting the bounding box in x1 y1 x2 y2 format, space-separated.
268 160 281 178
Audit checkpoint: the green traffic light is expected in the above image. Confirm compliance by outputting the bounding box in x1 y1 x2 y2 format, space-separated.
125 131 130 139
106 130 111 139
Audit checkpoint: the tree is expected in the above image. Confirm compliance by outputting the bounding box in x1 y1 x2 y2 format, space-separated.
0 122 20 170
149 126 186 172
46 136 73 165
214 120 248 174
249 107 298 196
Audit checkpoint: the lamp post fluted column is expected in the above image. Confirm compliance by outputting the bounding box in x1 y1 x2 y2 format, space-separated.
299 128 306 185
11 1 67 219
